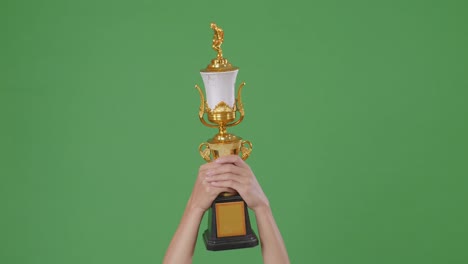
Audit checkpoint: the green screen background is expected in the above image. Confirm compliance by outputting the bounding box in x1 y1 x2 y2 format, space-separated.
1 0 467 263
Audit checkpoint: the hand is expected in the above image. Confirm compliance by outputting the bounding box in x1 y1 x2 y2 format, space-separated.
186 162 232 213
204 155 270 212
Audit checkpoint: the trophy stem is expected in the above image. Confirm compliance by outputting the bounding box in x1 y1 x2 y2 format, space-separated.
219 125 227 136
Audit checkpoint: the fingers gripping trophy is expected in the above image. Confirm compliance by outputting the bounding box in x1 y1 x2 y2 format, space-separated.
195 23 259 251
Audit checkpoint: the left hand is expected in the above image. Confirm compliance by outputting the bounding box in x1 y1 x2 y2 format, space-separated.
187 161 232 213
204 155 270 212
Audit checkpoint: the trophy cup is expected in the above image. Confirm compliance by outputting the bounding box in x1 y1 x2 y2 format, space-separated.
195 23 259 251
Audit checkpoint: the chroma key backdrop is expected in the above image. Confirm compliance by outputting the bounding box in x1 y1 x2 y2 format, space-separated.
1 0 467 263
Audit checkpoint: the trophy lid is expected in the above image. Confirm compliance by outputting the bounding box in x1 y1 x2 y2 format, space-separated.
201 23 238 72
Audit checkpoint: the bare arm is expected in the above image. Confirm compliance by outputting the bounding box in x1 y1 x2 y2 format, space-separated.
162 207 203 264
163 162 230 264
206 155 290 264
254 206 290 264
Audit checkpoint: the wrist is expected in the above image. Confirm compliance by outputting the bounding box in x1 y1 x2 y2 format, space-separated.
184 206 205 220
186 201 207 217
252 202 271 215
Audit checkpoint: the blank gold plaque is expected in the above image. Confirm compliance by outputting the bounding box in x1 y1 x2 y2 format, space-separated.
215 201 246 237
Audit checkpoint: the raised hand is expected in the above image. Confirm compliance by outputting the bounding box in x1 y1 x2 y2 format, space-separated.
203 155 270 212
187 161 233 213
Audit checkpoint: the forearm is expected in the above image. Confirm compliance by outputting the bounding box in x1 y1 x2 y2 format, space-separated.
163 206 204 264
255 206 290 264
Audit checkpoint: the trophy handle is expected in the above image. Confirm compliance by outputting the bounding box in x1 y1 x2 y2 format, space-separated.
239 140 252 160
199 142 212 162
195 85 217 128
226 82 246 127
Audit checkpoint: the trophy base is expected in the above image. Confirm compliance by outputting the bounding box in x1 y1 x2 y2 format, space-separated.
203 230 259 251
202 194 259 251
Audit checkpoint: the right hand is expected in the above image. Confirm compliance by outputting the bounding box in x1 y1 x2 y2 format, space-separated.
186 162 233 213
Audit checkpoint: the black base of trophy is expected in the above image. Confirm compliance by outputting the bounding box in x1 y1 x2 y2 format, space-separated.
203 230 259 251
203 194 259 251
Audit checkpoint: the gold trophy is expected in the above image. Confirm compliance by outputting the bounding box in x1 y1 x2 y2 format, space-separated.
195 23 259 251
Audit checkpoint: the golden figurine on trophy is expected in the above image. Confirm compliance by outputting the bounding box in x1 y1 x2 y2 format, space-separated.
195 23 259 251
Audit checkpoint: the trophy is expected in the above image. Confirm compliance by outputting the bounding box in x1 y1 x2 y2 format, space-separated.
195 23 259 251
